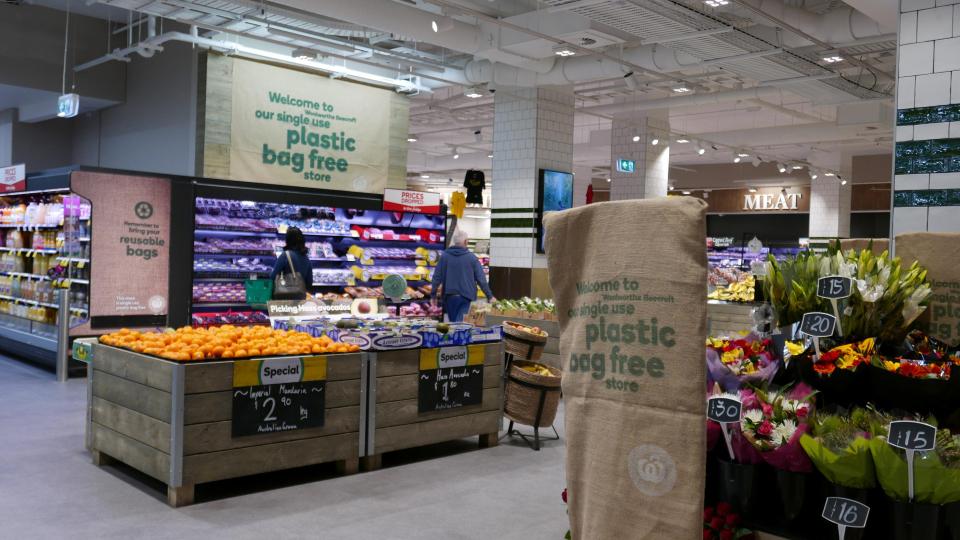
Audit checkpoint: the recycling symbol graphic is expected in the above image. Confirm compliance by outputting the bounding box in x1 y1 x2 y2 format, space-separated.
134 201 154 220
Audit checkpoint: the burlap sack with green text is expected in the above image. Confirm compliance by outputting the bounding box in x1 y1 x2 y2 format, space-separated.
545 198 708 540
896 232 960 345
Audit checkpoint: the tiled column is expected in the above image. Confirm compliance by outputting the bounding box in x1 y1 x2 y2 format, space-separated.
809 154 852 238
610 112 670 200
489 87 574 298
573 164 593 207
893 0 960 234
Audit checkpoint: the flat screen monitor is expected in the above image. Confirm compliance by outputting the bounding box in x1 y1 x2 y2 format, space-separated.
536 169 574 253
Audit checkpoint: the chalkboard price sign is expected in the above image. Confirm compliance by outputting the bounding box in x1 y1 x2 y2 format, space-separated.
818 276 853 299
232 356 327 437
822 497 870 528
887 420 937 451
800 311 838 338
707 396 742 424
418 345 485 413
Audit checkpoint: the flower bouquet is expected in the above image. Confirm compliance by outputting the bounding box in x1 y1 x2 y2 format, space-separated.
799 407 883 491
706 334 779 392
703 503 756 540
865 333 960 415
795 338 875 406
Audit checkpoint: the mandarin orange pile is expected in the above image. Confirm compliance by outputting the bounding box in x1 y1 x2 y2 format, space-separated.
99 325 359 361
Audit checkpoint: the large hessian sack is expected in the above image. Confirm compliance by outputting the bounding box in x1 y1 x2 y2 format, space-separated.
544 197 708 539
896 232 960 345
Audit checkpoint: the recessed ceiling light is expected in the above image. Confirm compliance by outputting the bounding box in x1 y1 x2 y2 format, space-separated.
704 0 729 6
651 137 660 145
697 146 706 155
825 172 835 177
676 138 690 143
673 86 691 93
822 55 844 64
606 178 611 182
407 137 418 142
791 164 804 170
431 15 454 33
632 135 641 142
733 155 741 163
487 153 493 158
737 152 750 157
841 179 848 185
777 163 787 173
420 174 430 179
682 190 692 195
748 188 757 193
464 87 484 99
553 44 577 57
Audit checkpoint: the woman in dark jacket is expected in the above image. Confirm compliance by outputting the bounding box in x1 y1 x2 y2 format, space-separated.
270 227 313 299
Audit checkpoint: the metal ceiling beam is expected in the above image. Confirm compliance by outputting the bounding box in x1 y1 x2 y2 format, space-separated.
640 27 734 45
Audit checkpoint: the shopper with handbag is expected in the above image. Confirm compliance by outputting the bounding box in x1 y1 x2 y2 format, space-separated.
270 227 313 300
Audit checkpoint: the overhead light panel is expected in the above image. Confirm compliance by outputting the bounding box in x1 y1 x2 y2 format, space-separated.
791 164 804 170
651 137 660 145
841 179 848 186
420 174 430 179
407 136 418 142
676 138 690 144
697 145 706 155
632 135 641 142
777 163 787 173
291 47 318 61
825 172 835 177
672 86 691 93
748 188 757 193
704 0 729 6
737 152 750 158
682 190 692 195
487 153 493 158
733 154 741 163
822 55 844 64
431 14 454 33
464 86 484 99
553 44 577 57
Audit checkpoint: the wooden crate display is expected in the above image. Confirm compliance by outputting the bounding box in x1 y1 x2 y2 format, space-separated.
366 343 503 466
87 344 363 507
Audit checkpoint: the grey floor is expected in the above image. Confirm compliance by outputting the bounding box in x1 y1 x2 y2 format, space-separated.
0 356 568 540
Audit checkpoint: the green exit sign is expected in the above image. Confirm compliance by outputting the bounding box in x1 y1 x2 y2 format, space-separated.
616 159 635 173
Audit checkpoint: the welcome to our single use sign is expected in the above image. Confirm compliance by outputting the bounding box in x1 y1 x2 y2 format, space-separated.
232 356 327 437
418 345 485 413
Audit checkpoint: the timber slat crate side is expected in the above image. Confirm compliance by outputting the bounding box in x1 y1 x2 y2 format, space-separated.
376 368 501 403
183 380 361 425
92 344 174 392
375 344 502 377
183 405 361 455
91 396 172 453
182 432 358 485
375 387 501 429
92 370 173 422
90 423 170 483
183 353 363 394
374 410 502 454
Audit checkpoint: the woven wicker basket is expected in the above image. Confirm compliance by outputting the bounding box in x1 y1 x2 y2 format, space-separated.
502 322 548 360
504 361 562 428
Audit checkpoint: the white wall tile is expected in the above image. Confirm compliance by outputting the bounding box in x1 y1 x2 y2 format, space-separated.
928 206 960 231
938 0 960 6
915 71 952 105
895 173 931 190
901 10 919 43
934 37 960 71
915 121 951 138
897 125 915 141
918 6 954 40
893 207 929 235
904 0 936 10
899 76 917 108
951 121 960 137
901 42 935 75
954 71 960 102
930 172 960 187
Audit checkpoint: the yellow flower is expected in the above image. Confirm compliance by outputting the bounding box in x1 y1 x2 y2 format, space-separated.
721 349 743 365
883 360 900 372
743 363 757 374
857 338 876 355
785 341 807 357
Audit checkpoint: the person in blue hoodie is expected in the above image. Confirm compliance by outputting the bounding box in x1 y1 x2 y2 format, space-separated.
431 227 495 322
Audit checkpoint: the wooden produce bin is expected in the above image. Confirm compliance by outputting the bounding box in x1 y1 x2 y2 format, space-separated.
484 315 560 370
86 343 364 507
364 343 503 468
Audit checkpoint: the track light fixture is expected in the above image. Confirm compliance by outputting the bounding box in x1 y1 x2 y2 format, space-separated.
697 145 706 155
431 12 454 33
632 134 641 142
651 137 660 146
751 156 762 167
777 163 787 173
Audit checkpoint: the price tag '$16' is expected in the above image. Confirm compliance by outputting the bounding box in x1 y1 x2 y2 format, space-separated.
822 497 869 529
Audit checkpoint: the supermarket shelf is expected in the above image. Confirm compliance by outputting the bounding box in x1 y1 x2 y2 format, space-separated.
192 301 253 308
57 257 89 263
0 223 61 229
0 321 57 352
192 277 250 282
78 238 91 242
195 228 355 238
68 278 90 285
193 271 271 279
194 251 277 257
0 247 59 255
0 294 59 309
0 271 51 280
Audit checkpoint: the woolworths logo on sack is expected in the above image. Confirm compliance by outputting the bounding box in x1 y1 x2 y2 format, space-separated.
628 444 677 497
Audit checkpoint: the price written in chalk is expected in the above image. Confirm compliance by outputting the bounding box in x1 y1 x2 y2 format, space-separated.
887 420 937 451
418 346 485 413
822 497 870 528
707 396 742 424
818 276 853 300
800 311 837 338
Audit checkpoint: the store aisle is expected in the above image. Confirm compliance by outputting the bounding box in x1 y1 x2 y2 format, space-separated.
0 356 568 540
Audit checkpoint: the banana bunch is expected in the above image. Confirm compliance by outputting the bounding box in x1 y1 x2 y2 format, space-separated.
708 275 756 302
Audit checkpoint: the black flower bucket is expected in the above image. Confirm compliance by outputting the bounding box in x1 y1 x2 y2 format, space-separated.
890 500 941 540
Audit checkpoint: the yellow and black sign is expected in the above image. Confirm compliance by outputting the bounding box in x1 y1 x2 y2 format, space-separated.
418 346 485 413
232 356 327 437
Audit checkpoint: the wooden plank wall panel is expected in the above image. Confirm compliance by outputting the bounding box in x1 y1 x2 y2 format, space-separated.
183 380 360 425
376 368 501 404
91 397 172 452
375 387 501 429
183 406 360 455
92 370 172 422
90 423 170 483
92 345 173 392
183 432 358 484
374 410 502 454
183 354 362 394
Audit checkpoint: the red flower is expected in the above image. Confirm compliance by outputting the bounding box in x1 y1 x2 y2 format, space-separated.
758 420 774 437
761 403 773 417
725 513 740 527
704 507 715 521
561 488 567 504
710 516 725 530
719 530 734 540
716 502 733 516
796 406 809 419
813 361 836 375
703 529 715 540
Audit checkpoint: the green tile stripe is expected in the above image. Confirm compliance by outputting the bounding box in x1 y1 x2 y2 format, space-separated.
491 217 536 228
491 208 536 214
897 104 960 126
491 232 536 238
893 189 960 207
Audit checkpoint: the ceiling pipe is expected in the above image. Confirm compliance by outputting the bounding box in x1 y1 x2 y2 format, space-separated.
840 0 898 32
578 87 784 116
734 0 889 47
